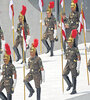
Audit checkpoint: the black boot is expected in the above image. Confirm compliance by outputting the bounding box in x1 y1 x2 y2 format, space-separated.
7 94 12 100
42 39 51 53
24 82 34 97
13 46 21 62
63 75 72 91
0 92 7 100
70 77 77 94
50 41 54 56
37 88 41 100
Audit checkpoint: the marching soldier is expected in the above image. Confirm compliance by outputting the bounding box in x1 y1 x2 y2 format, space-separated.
24 39 45 100
0 43 17 100
68 0 80 47
42 1 57 56
62 36 81 94
13 5 30 62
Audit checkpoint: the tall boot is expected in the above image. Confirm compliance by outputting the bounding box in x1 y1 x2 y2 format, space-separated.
50 41 54 56
0 92 7 100
63 75 72 91
7 94 12 100
37 88 41 100
71 77 77 94
13 46 21 62
24 81 34 97
42 39 51 53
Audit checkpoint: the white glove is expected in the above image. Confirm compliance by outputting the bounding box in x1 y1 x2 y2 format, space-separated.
54 30 57 38
13 79 17 89
1 40 6 51
21 30 23 37
26 35 31 45
41 70 45 82
77 61 81 73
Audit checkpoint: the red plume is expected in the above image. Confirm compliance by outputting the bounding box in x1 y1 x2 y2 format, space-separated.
73 0 78 4
49 1 54 9
33 39 39 48
71 29 78 39
20 5 27 16
5 43 11 55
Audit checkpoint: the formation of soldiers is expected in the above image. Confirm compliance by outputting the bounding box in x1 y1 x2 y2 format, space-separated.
0 0 90 100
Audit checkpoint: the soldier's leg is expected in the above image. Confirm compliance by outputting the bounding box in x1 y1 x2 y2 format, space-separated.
0 80 7 100
33 74 41 100
42 33 51 53
62 63 72 91
24 73 34 97
20 38 26 64
70 67 77 94
63 40 66 53
7 94 12 100
49 34 54 56
13 36 21 61
37 88 41 100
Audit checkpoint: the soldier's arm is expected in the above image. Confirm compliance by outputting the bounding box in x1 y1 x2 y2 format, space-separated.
12 65 17 79
76 48 81 61
44 17 48 26
17 24 22 34
26 24 30 35
38 57 44 71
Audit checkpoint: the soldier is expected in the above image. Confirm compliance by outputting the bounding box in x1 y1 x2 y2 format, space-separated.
62 37 81 94
24 39 45 100
0 43 17 100
13 5 30 62
42 1 57 56
68 0 80 47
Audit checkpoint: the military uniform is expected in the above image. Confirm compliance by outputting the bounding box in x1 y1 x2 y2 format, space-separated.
24 56 43 88
63 42 81 94
63 47 80 77
13 22 29 62
42 14 56 56
0 27 3 52
43 14 56 41
0 62 16 100
0 63 16 93
69 11 80 47
24 56 44 100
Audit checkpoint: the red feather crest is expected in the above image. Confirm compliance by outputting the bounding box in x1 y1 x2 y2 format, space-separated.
71 29 78 39
49 1 54 9
5 43 11 55
33 39 39 48
20 5 27 16
73 0 78 4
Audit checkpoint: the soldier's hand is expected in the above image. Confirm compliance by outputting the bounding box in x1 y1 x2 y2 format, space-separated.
13 79 17 89
54 29 57 38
